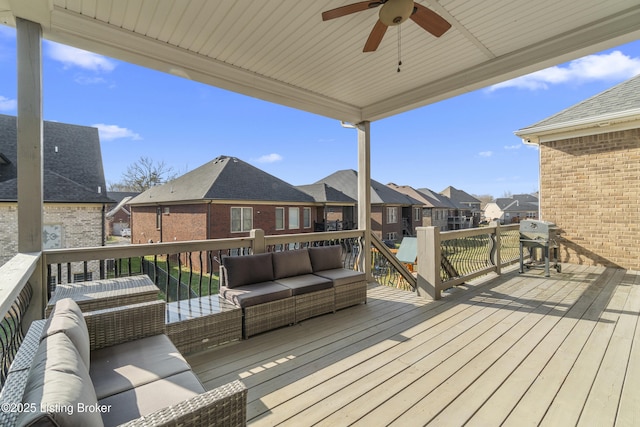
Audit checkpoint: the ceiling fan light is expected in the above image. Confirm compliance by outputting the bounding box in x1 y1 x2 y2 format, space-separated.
379 0 414 26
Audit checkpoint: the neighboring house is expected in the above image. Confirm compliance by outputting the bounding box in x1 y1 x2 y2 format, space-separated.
484 193 539 224
440 186 482 228
387 184 449 232
314 170 423 242
415 187 462 231
515 73 640 270
0 114 112 280
128 155 317 246
296 183 357 231
106 191 139 236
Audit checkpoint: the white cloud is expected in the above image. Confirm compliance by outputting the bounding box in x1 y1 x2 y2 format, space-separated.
74 76 108 85
0 95 16 112
488 51 640 92
478 151 493 157
254 153 283 163
504 144 521 150
47 42 116 72
93 124 142 141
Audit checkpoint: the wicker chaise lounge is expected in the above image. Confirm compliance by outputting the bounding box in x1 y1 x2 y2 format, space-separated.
0 299 247 427
220 245 367 338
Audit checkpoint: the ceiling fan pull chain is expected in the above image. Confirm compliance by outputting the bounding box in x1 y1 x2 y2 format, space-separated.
397 25 402 72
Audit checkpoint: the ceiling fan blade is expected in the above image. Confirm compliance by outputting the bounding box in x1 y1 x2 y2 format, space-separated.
363 20 388 52
410 3 451 37
322 1 380 21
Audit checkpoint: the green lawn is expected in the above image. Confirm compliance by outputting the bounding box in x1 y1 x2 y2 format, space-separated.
107 256 219 301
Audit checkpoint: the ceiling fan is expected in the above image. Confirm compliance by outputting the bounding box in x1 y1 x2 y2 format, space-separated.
322 0 451 52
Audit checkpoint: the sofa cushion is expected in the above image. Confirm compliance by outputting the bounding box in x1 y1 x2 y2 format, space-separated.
17 333 104 427
98 371 205 427
223 253 274 288
308 245 343 272
272 249 313 279
220 282 292 308
314 268 366 287
90 334 191 400
41 298 90 370
275 274 333 296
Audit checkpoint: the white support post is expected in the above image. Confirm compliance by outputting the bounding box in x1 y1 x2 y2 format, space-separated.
357 121 372 281
16 18 43 254
416 226 442 300
250 229 266 254
16 18 45 324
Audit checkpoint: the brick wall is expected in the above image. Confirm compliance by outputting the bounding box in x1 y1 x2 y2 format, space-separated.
0 203 104 276
0 204 18 266
131 202 319 243
540 129 640 270
130 206 162 244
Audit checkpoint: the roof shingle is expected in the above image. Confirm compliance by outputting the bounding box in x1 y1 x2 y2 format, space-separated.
0 114 111 203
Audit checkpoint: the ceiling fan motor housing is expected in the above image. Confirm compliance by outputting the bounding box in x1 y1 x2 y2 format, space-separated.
379 0 414 26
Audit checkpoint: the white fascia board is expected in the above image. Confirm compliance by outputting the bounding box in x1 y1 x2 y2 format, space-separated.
515 109 640 144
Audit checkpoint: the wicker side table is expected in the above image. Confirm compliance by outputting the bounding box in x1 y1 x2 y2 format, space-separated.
166 295 242 354
46 275 160 317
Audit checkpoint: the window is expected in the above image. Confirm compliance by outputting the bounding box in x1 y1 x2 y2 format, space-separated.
303 207 311 228
231 207 253 232
386 232 397 241
156 207 162 230
414 207 421 221
288 207 299 229
275 207 285 230
387 207 398 224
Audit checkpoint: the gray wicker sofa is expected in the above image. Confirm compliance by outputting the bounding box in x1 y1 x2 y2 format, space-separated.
220 245 367 338
1 298 247 427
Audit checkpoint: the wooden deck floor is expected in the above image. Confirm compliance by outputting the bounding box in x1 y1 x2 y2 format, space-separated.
187 264 640 426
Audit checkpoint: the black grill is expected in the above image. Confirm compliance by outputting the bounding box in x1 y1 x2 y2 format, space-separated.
519 220 560 276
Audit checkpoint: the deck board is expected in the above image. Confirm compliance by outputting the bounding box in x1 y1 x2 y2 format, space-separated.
186 264 640 426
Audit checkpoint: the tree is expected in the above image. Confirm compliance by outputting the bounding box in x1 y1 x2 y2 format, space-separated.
109 156 177 192
472 194 495 210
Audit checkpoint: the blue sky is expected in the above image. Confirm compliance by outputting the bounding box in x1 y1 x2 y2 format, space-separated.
1 24 639 198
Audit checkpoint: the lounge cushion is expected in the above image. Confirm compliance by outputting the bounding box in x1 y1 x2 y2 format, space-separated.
275 274 333 295
220 282 292 308
90 334 191 400
272 249 313 279
223 253 274 288
308 246 343 272
41 298 91 369
17 333 104 427
314 268 366 287
98 371 205 427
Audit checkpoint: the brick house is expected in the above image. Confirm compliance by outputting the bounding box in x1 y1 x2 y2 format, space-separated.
515 74 640 270
106 191 138 236
440 186 481 228
387 184 450 232
314 170 423 243
296 183 357 231
128 155 318 244
0 114 112 277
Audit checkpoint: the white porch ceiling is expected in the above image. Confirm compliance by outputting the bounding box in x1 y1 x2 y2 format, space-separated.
3 0 640 123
